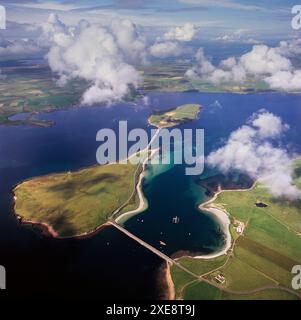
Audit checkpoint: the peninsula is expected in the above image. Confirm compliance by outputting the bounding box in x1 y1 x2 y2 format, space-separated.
13 162 142 237
168 160 301 300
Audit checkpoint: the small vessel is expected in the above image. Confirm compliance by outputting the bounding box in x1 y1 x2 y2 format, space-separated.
159 241 167 246
172 216 180 224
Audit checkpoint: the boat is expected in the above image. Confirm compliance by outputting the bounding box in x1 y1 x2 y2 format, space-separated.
172 216 180 224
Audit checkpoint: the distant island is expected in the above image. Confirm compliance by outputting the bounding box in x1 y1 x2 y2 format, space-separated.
148 104 201 128
0 60 271 127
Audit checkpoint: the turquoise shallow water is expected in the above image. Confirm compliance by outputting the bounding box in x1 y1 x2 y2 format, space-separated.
123 157 225 257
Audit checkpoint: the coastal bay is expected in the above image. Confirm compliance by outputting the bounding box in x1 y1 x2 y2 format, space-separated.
1 92 301 299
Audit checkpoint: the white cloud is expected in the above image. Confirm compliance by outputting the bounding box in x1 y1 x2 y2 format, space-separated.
250 111 289 138
0 38 42 59
179 0 264 11
149 23 196 59
186 41 301 91
149 41 185 58
17 2 83 12
265 70 301 91
207 111 300 200
186 48 246 83
163 23 197 42
214 29 261 44
40 12 70 46
42 14 144 105
240 45 291 75
110 18 147 64
278 39 301 57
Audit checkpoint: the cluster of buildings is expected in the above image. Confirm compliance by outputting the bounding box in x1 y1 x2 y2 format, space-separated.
214 273 226 284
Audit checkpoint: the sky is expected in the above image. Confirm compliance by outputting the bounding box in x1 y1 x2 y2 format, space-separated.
1 0 300 40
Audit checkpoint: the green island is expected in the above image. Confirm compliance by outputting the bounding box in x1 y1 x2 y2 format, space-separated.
170 161 301 300
14 162 142 237
0 64 86 126
148 104 201 128
13 102 198 238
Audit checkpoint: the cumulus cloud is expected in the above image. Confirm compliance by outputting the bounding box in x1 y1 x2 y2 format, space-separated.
42 14 145 105
163 23 197 42
207 111 300 200
265 70 301 91
277 39 301 57
240 45 291 75
214 29 261 44
149 41 185 58
110 18 147 63
0 37 42 59
186 41 301 91
40 12 69 45
186 48 247 83
250 111 289 138
149 23 196 59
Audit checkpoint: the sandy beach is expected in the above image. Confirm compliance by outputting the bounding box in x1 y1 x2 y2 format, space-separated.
114 151 151 224
164 262 175 300
115 128 161 224
194 206 232 259
190 183 256 259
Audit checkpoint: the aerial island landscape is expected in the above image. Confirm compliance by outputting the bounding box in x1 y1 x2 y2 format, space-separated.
13 103 201 237
0 0 300 305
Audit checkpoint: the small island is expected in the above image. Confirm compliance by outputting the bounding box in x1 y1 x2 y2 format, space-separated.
13 162 142 237
148 104 201 128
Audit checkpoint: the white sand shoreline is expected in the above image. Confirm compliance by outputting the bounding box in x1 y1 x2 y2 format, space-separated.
190 183 256 260
114 151 151 224
115 124 255 259
164 262 175 300
115 129 161 224
193 206 232 259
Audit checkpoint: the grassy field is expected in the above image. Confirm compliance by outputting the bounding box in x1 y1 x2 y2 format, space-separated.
182 281 298 300
170 266 196 299
170 163 301 300
0 65 85 125
148 104 201 128
14 163 140 237
175 255 227 276
183 281 221 300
